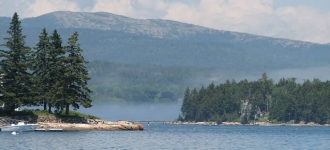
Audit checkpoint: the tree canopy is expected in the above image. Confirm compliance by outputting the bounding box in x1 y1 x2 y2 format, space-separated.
179 73 330 125
0 13 92 116
0 12 34 111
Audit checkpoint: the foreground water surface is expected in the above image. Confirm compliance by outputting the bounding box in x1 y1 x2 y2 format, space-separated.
1 124 329 150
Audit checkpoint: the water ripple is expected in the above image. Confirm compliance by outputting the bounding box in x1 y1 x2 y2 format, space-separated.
0 125 329 150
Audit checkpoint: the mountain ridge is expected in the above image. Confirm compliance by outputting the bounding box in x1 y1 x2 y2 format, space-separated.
23 11 218 39
0 11 329 72
22 11 321 47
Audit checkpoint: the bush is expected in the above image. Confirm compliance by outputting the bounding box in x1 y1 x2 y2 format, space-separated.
240 115 248 124
6 109 100 120
58 110 100 119
210 114 222 124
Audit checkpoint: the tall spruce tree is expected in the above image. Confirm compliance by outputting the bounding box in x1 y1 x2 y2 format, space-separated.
0 12 34 112
48 29 66 112
258 72 273 112
59 32 92 116
32 28 51 112
180 87 191 119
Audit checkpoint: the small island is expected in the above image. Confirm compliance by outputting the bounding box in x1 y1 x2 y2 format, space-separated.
0 109 144 131
0 12 145 132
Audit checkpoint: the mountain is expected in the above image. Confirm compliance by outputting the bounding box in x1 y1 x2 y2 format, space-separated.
0 11 329 72
22 11 218 38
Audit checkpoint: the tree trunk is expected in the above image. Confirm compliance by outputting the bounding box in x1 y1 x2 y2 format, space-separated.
43 100 47 111
48 103 52 113
10 103 16 115
65 104 70 116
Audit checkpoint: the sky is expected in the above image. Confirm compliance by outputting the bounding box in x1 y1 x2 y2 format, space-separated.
0 0 329 44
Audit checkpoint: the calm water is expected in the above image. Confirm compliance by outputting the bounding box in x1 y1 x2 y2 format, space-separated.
0 124 329 150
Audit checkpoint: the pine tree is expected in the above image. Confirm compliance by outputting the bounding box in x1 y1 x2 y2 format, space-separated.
258 72 273 112
180 87 190 120
59 32 92 116
47 29 66 113
32 27 51 111
0 12 34 112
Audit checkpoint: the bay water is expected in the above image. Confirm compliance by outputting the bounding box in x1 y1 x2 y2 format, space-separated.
0 123 329 150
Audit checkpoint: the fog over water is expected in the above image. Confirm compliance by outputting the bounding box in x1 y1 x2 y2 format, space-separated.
78 102 181 121
206 66 330 85
239 66 330 83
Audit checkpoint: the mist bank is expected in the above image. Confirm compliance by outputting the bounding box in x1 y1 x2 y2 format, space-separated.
77 102 181 121
182 66 330 91
89 61 330 104
233 66 330 84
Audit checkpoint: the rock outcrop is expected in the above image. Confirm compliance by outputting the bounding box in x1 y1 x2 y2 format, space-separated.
37 120 144 131
5 114 144 131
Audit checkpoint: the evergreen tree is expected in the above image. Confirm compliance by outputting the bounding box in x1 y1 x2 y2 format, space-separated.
47 29 66 112
258 72 273 112
32 27 51 111
180 87 190 119
60 32 92 116
0 12 34 112
180 75 330 124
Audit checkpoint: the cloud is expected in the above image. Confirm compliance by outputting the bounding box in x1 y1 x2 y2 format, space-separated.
0 0 81 18
275 6 330 43
25 0 80 17
91 0 169 19
328 12 330 24
161 0 330 44
91 0 136 17
163 0 275 33
0 0 33 18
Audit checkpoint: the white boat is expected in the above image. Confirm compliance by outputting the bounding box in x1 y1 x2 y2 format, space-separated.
1 122 39 132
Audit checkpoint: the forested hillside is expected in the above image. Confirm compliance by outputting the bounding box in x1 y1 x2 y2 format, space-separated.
0 11 329 72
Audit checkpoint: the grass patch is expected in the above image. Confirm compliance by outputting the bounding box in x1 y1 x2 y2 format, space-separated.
57 110 100 119
9 108 100 120
23 109 55 117
257 117 269 122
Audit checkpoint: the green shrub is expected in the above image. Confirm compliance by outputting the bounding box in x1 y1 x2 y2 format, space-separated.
10 109 100 120
240 115 248 124
58 110 100 119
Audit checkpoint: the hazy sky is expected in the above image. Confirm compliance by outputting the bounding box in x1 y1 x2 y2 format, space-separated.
0 0 329 44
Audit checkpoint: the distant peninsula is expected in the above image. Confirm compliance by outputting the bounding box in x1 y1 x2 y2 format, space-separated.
178 73 330 125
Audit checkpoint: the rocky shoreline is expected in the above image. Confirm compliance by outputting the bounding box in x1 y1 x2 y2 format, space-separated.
164 121 330 127
37 120 144 131
3 115 144 131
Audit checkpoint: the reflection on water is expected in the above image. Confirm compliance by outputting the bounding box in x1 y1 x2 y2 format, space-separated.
0 125 329 150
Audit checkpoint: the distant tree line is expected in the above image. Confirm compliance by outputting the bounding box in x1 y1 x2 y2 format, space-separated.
179 73 330 124
0 13 92 116
87 60 210 104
